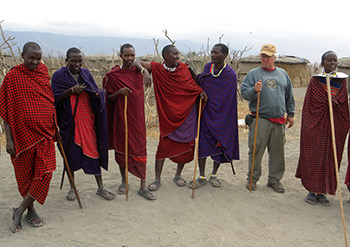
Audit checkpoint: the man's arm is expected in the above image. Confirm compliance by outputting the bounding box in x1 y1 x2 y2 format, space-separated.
4 121 15 156
285 75 295 128
133 60 152 88
241 72 261 101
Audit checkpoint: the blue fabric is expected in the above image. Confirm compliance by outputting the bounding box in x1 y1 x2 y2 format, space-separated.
198 63 239 163
51 66 108 174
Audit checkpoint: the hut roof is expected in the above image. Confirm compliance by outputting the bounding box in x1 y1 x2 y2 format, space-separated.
338 57 350 68
84 54 120 62
240 55 309 64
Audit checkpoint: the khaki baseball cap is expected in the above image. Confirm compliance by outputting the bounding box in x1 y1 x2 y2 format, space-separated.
260 44 277 56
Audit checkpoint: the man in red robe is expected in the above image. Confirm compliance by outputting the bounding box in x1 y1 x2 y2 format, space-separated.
296 51 350 205
103 43 155 200
0 42 57 232
135 45 207 191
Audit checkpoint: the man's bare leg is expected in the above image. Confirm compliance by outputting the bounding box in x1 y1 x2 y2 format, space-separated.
173 163 187 186
199 157 207 177
95 174 116 200
147 159 165 191
117 166 127 194
209 161 222 187
211 161 221 175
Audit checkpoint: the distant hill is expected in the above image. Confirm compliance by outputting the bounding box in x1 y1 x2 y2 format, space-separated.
3 30 202 56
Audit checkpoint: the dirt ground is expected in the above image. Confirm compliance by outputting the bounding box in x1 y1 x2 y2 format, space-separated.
1 87 350 247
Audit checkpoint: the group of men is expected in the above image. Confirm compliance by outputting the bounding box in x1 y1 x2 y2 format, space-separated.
1 41 349 233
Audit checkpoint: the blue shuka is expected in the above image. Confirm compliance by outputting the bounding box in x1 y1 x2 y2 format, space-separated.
51 66 108 174
198 63 239 163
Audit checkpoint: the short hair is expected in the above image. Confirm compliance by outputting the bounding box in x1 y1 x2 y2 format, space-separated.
213 43 229 55
66 47 82 59
321 51 337 63
120 43 134 54
22 42 41 54
162 44 176 60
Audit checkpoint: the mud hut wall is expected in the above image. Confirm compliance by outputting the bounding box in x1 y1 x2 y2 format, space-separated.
238 62 309 87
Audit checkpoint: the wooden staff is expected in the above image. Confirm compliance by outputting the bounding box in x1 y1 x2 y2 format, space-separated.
55 127 83 209
326 75 348 247
191 97 203 199
249 90 261 192
124 95 129 201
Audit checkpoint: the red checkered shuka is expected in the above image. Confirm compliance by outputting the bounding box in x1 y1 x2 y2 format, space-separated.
296 77 350 195
0 63 56 157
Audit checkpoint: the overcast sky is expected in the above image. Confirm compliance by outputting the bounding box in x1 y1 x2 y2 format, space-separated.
1 0 349 62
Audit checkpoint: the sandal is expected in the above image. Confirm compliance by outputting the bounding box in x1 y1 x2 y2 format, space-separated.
317 194 330 206
209 175 221 187
304 192 317 205
25 212 43 227
189 177 207 189
138 189 156 200
66 189 76 201
117 183 126 195
96 188 116 200
147 180 161 191
11 207 22 233
173 176 187 187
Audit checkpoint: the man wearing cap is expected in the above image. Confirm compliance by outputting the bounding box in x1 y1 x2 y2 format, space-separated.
241 44 295 193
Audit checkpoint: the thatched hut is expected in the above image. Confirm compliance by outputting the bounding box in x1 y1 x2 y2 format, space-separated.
338 57 350 76
238 55 310 87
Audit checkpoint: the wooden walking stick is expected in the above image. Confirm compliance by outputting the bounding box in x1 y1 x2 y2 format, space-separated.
55 127 83 209
124 95 129 201
191 97 203 199
249 90 261 192
326 75 348 247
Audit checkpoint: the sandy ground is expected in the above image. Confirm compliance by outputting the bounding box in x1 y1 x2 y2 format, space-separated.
1 87 350 247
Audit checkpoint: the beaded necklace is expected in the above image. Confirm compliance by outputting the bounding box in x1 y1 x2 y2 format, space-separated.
210 63 226 77
163 62 178 72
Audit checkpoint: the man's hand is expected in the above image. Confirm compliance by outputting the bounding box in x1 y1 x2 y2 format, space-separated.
285 116 294 128
143 73 152 88
199 92 208 102
118 87 132 96
6 138 15 156
72 84 86 94
255 80 262 92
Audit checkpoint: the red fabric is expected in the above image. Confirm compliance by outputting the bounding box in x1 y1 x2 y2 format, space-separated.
71 91 99 159
346 144 350 187
320 83 339 96
11 138 55 204
296 77 349 195
103 66 147 179
251 112 285 124
0 63 56 157
151 61 204 137
156 137 195 163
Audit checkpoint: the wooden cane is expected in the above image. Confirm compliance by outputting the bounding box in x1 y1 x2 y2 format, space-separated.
191 97 203 199
249 91 260 192
124 95 129 201
55 127 83 209
326 75 348 247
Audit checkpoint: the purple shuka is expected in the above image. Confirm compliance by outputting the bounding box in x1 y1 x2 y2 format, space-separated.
198 63 239 163
51 66 108 174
